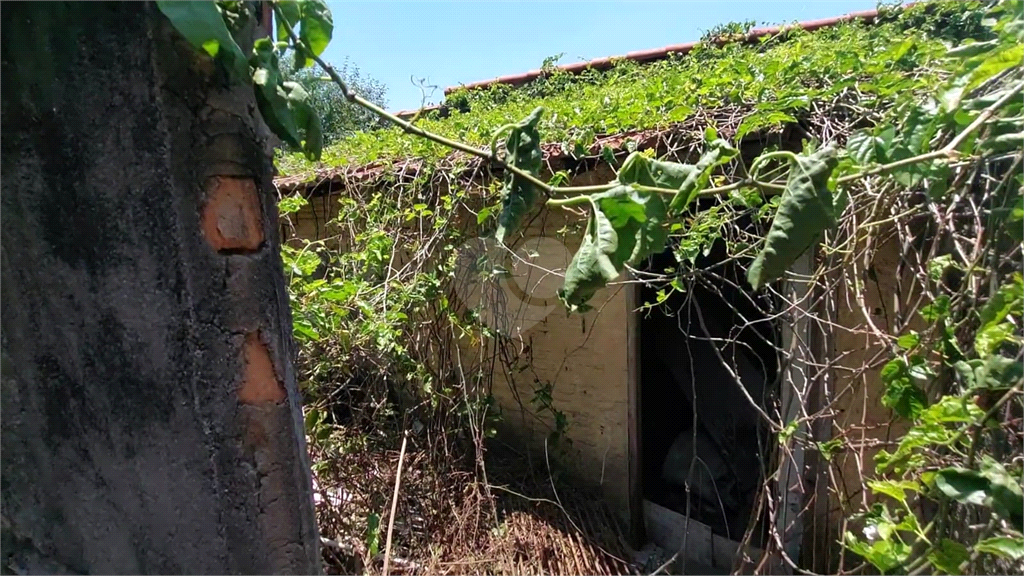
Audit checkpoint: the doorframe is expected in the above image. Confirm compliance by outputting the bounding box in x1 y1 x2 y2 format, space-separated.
626 278 645 547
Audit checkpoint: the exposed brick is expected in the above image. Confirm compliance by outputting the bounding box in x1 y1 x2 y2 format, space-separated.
238 332 285 405
201 177 264 252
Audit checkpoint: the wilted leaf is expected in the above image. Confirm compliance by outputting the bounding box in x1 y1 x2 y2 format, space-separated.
747 147 839 290
558 186 668 311
668 140 738 213
495 107 544 244
617 139 737 215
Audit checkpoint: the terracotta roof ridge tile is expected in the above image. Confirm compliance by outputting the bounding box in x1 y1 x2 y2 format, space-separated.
440 6 896 97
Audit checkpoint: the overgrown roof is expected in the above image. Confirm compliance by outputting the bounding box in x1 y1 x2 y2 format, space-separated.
275 0 987 194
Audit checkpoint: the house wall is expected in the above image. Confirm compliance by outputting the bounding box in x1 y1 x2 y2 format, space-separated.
278 164 911 555
280 166 636 520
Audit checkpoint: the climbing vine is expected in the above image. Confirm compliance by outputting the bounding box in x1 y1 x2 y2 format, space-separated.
160 0 1023 573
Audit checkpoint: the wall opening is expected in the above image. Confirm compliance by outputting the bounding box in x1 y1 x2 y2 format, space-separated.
637 231 779 551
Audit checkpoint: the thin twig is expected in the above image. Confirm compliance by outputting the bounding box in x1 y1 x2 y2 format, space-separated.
382 430 409 576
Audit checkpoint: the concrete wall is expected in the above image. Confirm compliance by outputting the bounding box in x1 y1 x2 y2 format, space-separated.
1 4 320 573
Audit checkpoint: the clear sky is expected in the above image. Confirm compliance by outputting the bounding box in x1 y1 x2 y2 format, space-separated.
321 1 882 112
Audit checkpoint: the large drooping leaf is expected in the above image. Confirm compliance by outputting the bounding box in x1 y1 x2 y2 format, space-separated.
935 460 1024 531
747 146 838 290
298 0 334 69
495 107 544 244
274 0 302 47
558 185 668 311
616 139 737 215
284 82 325 161
157 0 249 81
975 536 1024 561
251 39 324 160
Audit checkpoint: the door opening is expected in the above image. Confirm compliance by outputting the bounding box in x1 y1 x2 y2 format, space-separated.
636 235 779 551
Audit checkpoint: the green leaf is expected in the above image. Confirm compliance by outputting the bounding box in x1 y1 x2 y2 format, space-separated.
965 43 1024 95
897 332 920 350
366 512 381 558
304 407 322 431
921 295 951 322
476 205 494 225
880 358 928 420
936 462 1024 530
972 354 1024 392
927 539 970 575
980 458 1024 530
156 0 248 81
847 131 881 165
980 274 1024 329
495 107 544 245
558 186 669 311
868 479 920 504
747 147 838 290
279 194 309 215
252 39 301 147
975 322 1015 356
975 536 1024 560
935 467 990 506
274 0 301 47
297 0 334 69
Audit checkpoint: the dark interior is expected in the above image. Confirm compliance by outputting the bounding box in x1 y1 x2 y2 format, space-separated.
639 236 778 544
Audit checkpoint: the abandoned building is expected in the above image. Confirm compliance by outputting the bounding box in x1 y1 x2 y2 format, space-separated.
274 4 984 572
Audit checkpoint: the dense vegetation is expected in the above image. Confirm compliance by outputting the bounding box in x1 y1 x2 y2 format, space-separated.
162 0 1023 573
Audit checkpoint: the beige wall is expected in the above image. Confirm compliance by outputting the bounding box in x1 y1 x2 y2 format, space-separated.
483 199 632 520
280 168 636 520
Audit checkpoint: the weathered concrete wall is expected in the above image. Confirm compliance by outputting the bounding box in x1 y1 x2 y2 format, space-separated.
1 3 319 574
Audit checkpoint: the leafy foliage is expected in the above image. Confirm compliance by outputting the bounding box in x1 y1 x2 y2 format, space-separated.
276 4 980 177
279 55 389 144
158 0 335 160
156 1 249 79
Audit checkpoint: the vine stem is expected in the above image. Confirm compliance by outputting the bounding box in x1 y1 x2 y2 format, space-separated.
835 79 1024 185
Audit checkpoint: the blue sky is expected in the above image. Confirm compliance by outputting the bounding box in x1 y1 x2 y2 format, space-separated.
321 1 882 112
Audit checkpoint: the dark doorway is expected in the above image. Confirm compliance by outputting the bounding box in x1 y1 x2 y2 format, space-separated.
638 236 778 546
